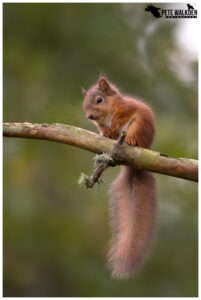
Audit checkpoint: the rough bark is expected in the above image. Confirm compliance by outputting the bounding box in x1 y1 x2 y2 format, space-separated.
3 122 198 182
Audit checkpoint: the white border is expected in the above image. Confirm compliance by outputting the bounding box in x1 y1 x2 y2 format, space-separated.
1 1 200 299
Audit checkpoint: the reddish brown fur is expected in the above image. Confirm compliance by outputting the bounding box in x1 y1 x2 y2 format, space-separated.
82 77 157 279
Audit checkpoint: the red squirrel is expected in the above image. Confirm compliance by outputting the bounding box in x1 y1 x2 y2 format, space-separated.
82 77 157 279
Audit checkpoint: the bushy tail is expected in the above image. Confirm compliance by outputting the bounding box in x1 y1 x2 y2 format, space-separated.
108 166 157 279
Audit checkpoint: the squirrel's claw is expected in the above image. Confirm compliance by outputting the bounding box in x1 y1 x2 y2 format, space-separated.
125 136 137 146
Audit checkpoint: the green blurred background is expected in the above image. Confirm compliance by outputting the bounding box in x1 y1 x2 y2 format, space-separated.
3 3 198 297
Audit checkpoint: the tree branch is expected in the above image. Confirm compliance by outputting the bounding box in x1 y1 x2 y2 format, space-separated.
3 122 198 182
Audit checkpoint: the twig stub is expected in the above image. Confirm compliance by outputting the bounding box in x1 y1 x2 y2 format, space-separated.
82 131 128 188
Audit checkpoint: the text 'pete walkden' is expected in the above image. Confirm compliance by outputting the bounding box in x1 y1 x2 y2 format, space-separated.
162 8 197 18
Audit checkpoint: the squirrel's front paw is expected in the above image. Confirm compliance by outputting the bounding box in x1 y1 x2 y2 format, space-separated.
125 136 136 146
102 128 113 138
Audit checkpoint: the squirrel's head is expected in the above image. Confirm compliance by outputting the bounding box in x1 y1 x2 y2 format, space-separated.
82 77 119 126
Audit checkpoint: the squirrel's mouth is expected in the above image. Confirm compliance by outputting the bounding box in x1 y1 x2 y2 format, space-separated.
88 114 98 120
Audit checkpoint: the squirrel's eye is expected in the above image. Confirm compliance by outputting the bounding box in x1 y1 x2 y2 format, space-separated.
96 97 103 104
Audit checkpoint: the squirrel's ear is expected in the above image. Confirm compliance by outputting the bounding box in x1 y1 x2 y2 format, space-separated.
81 87 87 97
98 77 113 95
